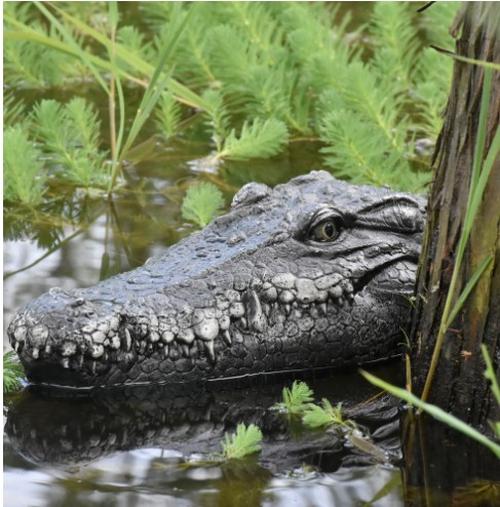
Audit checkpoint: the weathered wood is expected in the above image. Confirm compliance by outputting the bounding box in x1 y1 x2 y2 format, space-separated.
409 3 499 427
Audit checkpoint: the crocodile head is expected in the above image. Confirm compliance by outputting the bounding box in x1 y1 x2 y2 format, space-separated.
8 171 426 388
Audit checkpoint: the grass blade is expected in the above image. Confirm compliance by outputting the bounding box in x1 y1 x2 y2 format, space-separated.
47 3 212 112
445 254 493 328
33 1 110 94
481 345 500 406
361 370 500 459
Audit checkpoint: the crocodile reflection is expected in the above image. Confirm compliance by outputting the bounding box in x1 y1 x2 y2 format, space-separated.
5 375 399 471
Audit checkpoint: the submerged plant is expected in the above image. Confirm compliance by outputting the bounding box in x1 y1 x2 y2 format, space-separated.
181 182 225 228
302 399 357 431
32 98 108 188
221 423 263 460
217 118 289 161
273 380 315 415
3 351 25 393
4 125 47 206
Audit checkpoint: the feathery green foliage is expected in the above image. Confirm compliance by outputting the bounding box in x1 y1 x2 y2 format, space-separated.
4 125 47 206
4 1 461 203
3 351 25 393
4 91 26 128
218 118 288 160
221 423 263 460
302 399 357 430
155 92 182 140
273 381 315 415
181 182 225 228
32 98 108 188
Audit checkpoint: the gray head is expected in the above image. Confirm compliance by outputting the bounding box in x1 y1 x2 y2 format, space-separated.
8 171 426 388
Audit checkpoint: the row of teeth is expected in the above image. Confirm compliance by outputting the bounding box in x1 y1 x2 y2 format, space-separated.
9 272 355 367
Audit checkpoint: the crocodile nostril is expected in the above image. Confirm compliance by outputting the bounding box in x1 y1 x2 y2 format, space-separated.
71 298 85 308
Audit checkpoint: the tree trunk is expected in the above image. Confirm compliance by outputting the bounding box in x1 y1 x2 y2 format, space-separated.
409 2 500 428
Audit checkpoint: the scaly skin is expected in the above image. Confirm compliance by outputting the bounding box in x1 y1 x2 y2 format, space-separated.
7 171 426 388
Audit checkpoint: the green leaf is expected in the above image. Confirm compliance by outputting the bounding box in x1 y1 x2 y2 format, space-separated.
481 345 500 407
4 125 46 206
361 370 500 459
4 351 25 393
302 399 357 430
155 92 182 140
221 423 263 460
181 182 225 228
218 118 288 160
273 380 315 415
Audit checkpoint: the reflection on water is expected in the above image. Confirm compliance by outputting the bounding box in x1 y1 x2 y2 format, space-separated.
4 371 404 507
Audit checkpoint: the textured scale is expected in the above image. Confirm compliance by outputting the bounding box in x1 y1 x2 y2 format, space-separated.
7 171 426 388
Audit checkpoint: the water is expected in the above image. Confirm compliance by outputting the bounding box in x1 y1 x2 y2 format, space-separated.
4 4 498 504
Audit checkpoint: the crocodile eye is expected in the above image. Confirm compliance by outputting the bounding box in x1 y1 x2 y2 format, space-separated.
310 218 341 242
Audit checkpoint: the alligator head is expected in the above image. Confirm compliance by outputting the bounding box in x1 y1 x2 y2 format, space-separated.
7 171 426 388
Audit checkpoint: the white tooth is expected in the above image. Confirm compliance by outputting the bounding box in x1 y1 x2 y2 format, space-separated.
92 361 97 374
240 317 247 329
223 330 232 346
320 303 327 315
110 336 121 349
204 341 215 362
32 347 39 359
164 345 170 357
61 358 70 369
125 328 132 351
181 344 190 357
284 305 291 315
78 355 84 367
14 342 19 352
161 331 174 343
263 304 270 316
194 318 219 341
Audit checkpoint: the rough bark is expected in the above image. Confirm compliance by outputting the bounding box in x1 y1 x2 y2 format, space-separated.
409 3 500 427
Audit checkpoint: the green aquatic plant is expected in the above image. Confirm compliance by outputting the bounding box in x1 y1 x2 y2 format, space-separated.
181 182 225 228
273 380 315 415
302 399 357 431
221 423 263 460
217 118 289 161
32 98 108 188
4 125 47 206
3 351 25 393
155 91 182 140
4 2 460 194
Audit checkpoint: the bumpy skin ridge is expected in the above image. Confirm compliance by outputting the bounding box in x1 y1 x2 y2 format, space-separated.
7 171 426 388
